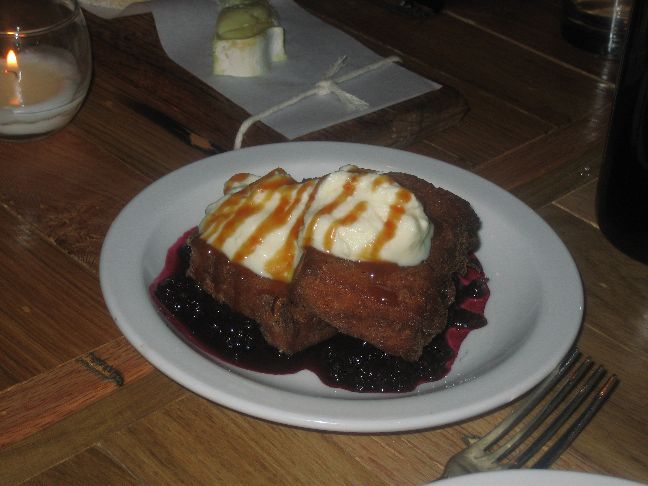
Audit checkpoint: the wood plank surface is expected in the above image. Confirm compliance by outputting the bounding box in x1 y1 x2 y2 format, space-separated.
0 337 152 450
98 397 390 485
539 206 648 483
554 179 599 226
296 86 469 148
0 128 151 270
0 206 119 388
476 105 609 204
296 0 610 126
544 206 648 361
21 447 139 485
0 371 185 484
446 0 621 83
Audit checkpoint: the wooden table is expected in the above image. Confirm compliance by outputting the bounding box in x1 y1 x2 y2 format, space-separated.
1 1 647 483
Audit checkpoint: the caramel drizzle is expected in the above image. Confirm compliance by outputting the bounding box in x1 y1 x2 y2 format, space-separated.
360 187 412 261
202 169 416 281
200 194 249 242
302 174 360 248
224 172 254 194
234 180 314 281
265 178 321 281
371 174 391 191
323 201 367 252
201 169 294 245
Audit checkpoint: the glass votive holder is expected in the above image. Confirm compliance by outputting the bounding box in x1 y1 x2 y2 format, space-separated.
561 0 633 58
0 0 92 140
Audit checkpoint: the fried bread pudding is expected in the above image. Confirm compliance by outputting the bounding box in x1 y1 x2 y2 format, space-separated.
187 166 480 362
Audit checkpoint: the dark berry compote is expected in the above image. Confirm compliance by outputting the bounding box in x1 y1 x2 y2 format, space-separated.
152 231 490 393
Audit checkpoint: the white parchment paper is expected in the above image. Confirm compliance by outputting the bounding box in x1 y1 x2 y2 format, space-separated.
80 1 151 19
150 0 439 140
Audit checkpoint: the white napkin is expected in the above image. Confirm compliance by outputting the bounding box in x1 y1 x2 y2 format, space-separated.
151 0 439 141
80 1 151 19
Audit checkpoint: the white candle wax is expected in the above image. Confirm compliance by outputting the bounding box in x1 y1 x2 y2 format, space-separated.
0 47 84 137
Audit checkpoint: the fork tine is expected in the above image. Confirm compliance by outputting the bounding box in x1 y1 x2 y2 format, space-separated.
492 355 593 461
440 349 616 479
531 374 620 469
472 348 581 450
510 365 607 468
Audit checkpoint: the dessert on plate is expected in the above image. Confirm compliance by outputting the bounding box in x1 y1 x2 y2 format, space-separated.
153 164 489 392
186 165 481 362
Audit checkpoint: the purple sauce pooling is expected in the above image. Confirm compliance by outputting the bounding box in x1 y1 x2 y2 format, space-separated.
151 231 490 393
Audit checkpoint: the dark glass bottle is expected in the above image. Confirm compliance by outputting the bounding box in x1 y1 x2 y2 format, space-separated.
596 1 648 264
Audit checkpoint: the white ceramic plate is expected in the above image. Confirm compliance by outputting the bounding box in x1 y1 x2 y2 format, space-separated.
434 470 643 485
100 142 583 432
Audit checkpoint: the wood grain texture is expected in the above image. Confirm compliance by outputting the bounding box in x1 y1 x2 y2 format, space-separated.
296 0 610 126
0 371 185 485
0 337 152 450
0 206 119 388
295 86 469 148
554 178 599 226
416 82 554 169
537 205 648 483
98 396 389 485
21 447 138 486
476 106 609 208
0 127 151 271
541 206 648 361
293 0 612 174
73 83 208 181
446 0 621 83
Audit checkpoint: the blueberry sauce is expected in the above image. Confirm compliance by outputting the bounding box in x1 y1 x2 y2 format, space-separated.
151 231 490 393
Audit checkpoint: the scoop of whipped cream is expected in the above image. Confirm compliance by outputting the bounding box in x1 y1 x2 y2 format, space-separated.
198 166 433 282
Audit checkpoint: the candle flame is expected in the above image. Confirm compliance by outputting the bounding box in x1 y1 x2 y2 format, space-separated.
6 50 18 70
4 50 23 107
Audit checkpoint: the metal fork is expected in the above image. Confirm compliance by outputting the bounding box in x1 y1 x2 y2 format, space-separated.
441 348 619 478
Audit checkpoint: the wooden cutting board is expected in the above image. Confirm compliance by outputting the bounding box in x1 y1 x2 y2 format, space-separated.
295 85 468 148
126 83 468 154
86 11 468 152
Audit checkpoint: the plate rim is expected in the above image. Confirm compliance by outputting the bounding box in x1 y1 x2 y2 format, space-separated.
99 141 583 432
433 470 643 486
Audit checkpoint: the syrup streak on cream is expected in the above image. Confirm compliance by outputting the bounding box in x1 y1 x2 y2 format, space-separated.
197 167 432 283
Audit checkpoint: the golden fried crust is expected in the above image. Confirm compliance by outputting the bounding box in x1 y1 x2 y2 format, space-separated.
288 172 480 361
188 171 480 361
188 236 336 352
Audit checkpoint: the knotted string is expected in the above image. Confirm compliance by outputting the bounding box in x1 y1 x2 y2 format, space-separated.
234 55 401 150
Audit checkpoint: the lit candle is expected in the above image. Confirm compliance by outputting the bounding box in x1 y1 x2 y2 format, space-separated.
3 50 24 107
0 47 84 138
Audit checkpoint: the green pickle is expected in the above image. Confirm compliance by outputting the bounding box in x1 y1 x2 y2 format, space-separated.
216 0 279 40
